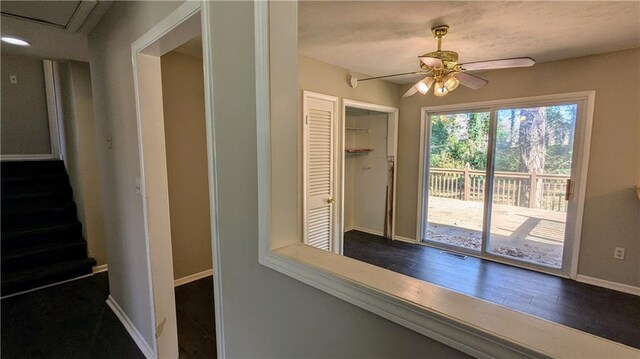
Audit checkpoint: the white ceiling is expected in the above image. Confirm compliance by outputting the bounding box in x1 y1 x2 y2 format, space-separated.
299 1 640 84
1 1 85 29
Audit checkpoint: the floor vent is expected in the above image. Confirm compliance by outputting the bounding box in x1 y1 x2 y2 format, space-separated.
439 250 467 260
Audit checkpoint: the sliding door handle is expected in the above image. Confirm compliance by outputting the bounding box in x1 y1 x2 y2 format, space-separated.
565 179 575 201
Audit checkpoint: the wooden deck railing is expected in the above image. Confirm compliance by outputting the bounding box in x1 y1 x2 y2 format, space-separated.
429 167 570 212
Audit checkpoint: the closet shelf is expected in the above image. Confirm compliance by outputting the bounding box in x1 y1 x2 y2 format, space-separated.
345 148 374 155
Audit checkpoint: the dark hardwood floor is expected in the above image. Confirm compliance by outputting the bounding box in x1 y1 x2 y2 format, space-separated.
1 273 217 359
344 230 640 349
1 273 144 359
175 276 216 359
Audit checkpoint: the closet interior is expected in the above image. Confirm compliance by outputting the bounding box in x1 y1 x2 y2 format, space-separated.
344 106 395 239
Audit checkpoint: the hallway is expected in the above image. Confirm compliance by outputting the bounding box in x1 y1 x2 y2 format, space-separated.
1 273 216 358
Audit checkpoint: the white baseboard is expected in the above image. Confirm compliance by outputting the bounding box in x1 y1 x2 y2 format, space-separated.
393 235 418 244
106 295 155 359
576 275 640 296
0 273 94 299
350 226 385 237
174 269 214 287
93 264 108 274
344 226 355 232
0 154 57 161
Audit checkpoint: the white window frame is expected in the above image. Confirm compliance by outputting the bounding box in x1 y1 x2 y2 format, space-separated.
416 93 596 279
254 2 635 357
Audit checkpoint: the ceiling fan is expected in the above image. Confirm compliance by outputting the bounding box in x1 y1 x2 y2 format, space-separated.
347 25 536 98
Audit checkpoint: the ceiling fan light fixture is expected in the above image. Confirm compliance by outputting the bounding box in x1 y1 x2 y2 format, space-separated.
1 36 30 46
443 74 460 92
433 81 448 96
416 78 434 94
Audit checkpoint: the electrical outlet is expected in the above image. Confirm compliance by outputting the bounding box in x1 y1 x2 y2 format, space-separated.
614 247 625 260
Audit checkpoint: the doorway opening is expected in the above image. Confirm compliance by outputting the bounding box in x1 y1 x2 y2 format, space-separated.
341 100 398 252
417 93 594 277
159 35 216 358
131 3 221 357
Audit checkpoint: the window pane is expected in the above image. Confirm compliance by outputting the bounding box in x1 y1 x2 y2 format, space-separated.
488 105 577 268
424 112 490 251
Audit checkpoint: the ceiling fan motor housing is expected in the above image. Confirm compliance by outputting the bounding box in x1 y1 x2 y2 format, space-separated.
419 50 459 70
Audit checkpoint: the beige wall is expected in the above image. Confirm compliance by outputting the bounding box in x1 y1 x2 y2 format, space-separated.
1 53 51 154
160 50 212 280
299 54 400 108
395 49 640 287
57 61 107 266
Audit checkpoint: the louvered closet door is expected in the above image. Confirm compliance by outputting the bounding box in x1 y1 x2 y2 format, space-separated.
304 95 336 252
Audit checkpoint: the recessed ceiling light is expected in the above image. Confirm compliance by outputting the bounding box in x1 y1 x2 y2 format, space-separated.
1 37 30 46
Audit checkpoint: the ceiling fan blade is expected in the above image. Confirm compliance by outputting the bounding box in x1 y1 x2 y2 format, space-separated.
461 57 535 71
402 76 433 98
402 85 418 98
419 56 443 68
456 72 488 90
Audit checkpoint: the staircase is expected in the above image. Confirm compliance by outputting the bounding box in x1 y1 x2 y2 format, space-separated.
1 160 96 296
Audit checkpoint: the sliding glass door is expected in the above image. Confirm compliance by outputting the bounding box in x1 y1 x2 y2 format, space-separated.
420 97 584 275
487 105 577 268
423 111 489 252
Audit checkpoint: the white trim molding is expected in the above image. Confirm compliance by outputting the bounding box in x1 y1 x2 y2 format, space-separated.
93 264 108 274
106 295 155 359
0 154 57 161
349 226 384 238
576 275 640 296
174 269 214 287
392 235 417 244
0 273 93 299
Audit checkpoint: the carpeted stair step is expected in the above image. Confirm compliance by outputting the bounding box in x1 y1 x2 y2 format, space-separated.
1 186 74 212
1 160 96 295
1 173 70 196
1 202 78 230
1 221 83 251
2 240 88 272
1 160 66 178
1 257 96 297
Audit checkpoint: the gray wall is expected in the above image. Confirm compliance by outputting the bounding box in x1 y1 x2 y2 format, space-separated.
1 53 51 154
160 51 213 280
88 1 184 346
57 61 108 266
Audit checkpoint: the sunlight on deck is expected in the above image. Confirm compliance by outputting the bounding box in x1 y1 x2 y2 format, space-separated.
426 197 565 267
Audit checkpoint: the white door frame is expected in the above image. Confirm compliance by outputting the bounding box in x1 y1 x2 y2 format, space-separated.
416 91 595 279
130 1 224 358
341 99 399 253
302 90 340 253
